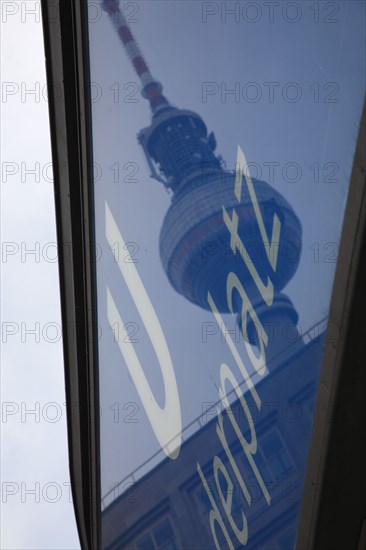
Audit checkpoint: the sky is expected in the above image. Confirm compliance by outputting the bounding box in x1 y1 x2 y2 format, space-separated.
1 2 80 548
1 1 365 549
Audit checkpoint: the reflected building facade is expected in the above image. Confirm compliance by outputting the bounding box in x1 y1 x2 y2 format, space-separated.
102 327 326 550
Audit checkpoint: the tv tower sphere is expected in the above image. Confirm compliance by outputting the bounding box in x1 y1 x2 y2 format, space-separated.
159 168 302 313
102 0 302 314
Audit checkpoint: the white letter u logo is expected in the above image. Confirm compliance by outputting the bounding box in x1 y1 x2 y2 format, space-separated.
105 202 182 459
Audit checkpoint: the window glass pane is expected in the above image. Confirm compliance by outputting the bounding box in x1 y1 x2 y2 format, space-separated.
87 2 366 549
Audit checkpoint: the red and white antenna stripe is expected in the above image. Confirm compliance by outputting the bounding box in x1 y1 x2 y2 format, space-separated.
101 0 170 113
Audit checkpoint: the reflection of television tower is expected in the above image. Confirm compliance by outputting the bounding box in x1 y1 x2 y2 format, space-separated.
102 1 302 352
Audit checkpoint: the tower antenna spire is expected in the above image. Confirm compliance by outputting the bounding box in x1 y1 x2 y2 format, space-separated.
101 0 170 113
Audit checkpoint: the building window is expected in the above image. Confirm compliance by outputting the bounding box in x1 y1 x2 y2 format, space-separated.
135 517 177 550
261 432 294 482
241 429 294 497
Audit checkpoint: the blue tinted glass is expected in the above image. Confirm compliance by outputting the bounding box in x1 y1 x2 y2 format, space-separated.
87 1 366 548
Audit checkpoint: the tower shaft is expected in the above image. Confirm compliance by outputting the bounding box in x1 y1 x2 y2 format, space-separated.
101 0 169 113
